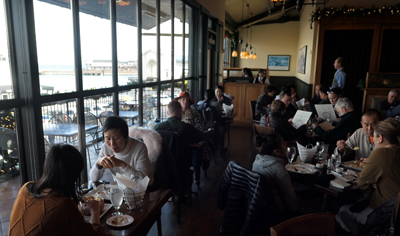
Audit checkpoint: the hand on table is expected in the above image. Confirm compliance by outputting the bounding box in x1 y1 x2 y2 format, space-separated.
288 118 293 124
336 140 346 154
312 123 318 130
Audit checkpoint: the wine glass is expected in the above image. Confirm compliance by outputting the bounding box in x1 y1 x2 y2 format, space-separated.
110 188 124 216
335 154 341 168
316 141 325 161
286 147 296 165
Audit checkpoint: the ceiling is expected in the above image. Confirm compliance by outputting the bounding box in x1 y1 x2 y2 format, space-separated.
225 0 302 31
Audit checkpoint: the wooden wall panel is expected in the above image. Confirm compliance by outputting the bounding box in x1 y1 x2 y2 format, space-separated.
224 83 265 126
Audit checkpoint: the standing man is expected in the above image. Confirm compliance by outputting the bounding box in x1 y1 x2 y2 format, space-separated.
330 57 346 91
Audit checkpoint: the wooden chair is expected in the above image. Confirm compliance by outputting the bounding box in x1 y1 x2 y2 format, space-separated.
270 213 335 236
250 101 260 139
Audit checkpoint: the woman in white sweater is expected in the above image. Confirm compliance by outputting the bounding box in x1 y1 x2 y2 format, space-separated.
89 116 154 185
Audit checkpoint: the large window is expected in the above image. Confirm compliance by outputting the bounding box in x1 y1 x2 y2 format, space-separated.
80 0 113 90
117 0 139 86
3 0 206 186
0 0 13 100
33 0 75 95
142 0 158 83
160 0 172 81
174 0 183 80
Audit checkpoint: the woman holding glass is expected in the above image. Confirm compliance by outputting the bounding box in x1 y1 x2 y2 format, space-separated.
252 133 300 217
9 144 105 236
336 118 400 235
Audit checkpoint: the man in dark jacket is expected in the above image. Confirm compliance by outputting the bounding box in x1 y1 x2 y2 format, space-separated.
154 101 213 194
377 89 399 118
255 85 276 116
312 98 361 154
262 100 307 145
266 87 297 120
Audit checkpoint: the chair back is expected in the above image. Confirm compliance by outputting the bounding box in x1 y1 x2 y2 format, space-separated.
156 130 177 158
49 114 73 124
250 101 260 122
270 213 335 236
0 127 19 159
218 161 276 236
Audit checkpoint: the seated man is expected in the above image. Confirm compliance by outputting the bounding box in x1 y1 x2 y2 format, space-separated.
262 100 307 145
154 101 213 194
312 98 361 154
318 86 331 105
377 89 400 118
252 133 299 216
90 116 154 185
268 87 297 119
334 109 383 161
255 85 276 116
198 89 223 116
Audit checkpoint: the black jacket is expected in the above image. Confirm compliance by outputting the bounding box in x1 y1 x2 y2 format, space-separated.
377 99 400 118
268 111 307 145
217 161 277 236
256 94 275 114
314 110 361 153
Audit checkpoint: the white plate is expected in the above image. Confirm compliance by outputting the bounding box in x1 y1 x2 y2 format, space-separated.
84 203 112 222
106 215 134 227
286 163 317 174
85 184 111 200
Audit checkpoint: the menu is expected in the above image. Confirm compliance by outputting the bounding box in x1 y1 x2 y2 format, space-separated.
292 110 312 129
315 104 336 121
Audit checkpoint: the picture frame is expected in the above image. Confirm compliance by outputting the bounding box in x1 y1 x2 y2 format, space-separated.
267 55 290 71
297 45 307 74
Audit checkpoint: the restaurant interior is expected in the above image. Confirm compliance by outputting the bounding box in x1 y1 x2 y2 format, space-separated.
1 0 400 235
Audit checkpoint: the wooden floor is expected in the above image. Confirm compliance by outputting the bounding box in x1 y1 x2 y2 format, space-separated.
146 126 255 236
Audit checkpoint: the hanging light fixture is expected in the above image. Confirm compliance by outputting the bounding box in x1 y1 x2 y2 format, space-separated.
232 42 237 57
253 47 257 60
239 0 244 45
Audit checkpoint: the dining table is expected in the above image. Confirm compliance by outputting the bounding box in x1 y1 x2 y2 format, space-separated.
99 188 173 236
287 155 362 199
43 123 99 146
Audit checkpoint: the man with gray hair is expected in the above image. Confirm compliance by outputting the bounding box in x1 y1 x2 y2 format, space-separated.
377 89 399 118
312 98 361 154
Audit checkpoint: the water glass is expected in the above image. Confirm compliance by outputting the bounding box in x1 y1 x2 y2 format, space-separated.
286 147 296 165
316 141 324 161
335 154 341 168
110 188 124 216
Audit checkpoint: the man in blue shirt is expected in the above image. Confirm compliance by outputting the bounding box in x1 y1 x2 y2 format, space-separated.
330 57 346 91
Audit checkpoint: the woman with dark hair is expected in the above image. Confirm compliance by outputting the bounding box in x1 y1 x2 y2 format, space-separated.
336 118 400 235
90 116 153 185
252 133 299 215
214 85 232 106
9 144 105 235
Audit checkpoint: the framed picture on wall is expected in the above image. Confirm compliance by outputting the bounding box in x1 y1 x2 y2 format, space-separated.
267 55 290 71
297 46 307 74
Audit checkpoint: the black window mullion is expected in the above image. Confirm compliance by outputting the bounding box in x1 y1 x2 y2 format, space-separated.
182 3 185 92
110 0 119 116
137 0 143 125
71 0 88 182
171 0 174 99
156 0 161 119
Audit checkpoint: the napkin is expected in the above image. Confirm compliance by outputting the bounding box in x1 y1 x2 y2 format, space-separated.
296 142 318 163
222 104 234 116
115 173 150 195
330 178 351 189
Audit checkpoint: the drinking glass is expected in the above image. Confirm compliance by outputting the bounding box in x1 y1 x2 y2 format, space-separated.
316 141 324 161
286 147 296 165
335 154 341 168
110 188 124 216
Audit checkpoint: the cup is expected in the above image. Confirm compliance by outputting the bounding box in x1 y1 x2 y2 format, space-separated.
335 167 344 173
